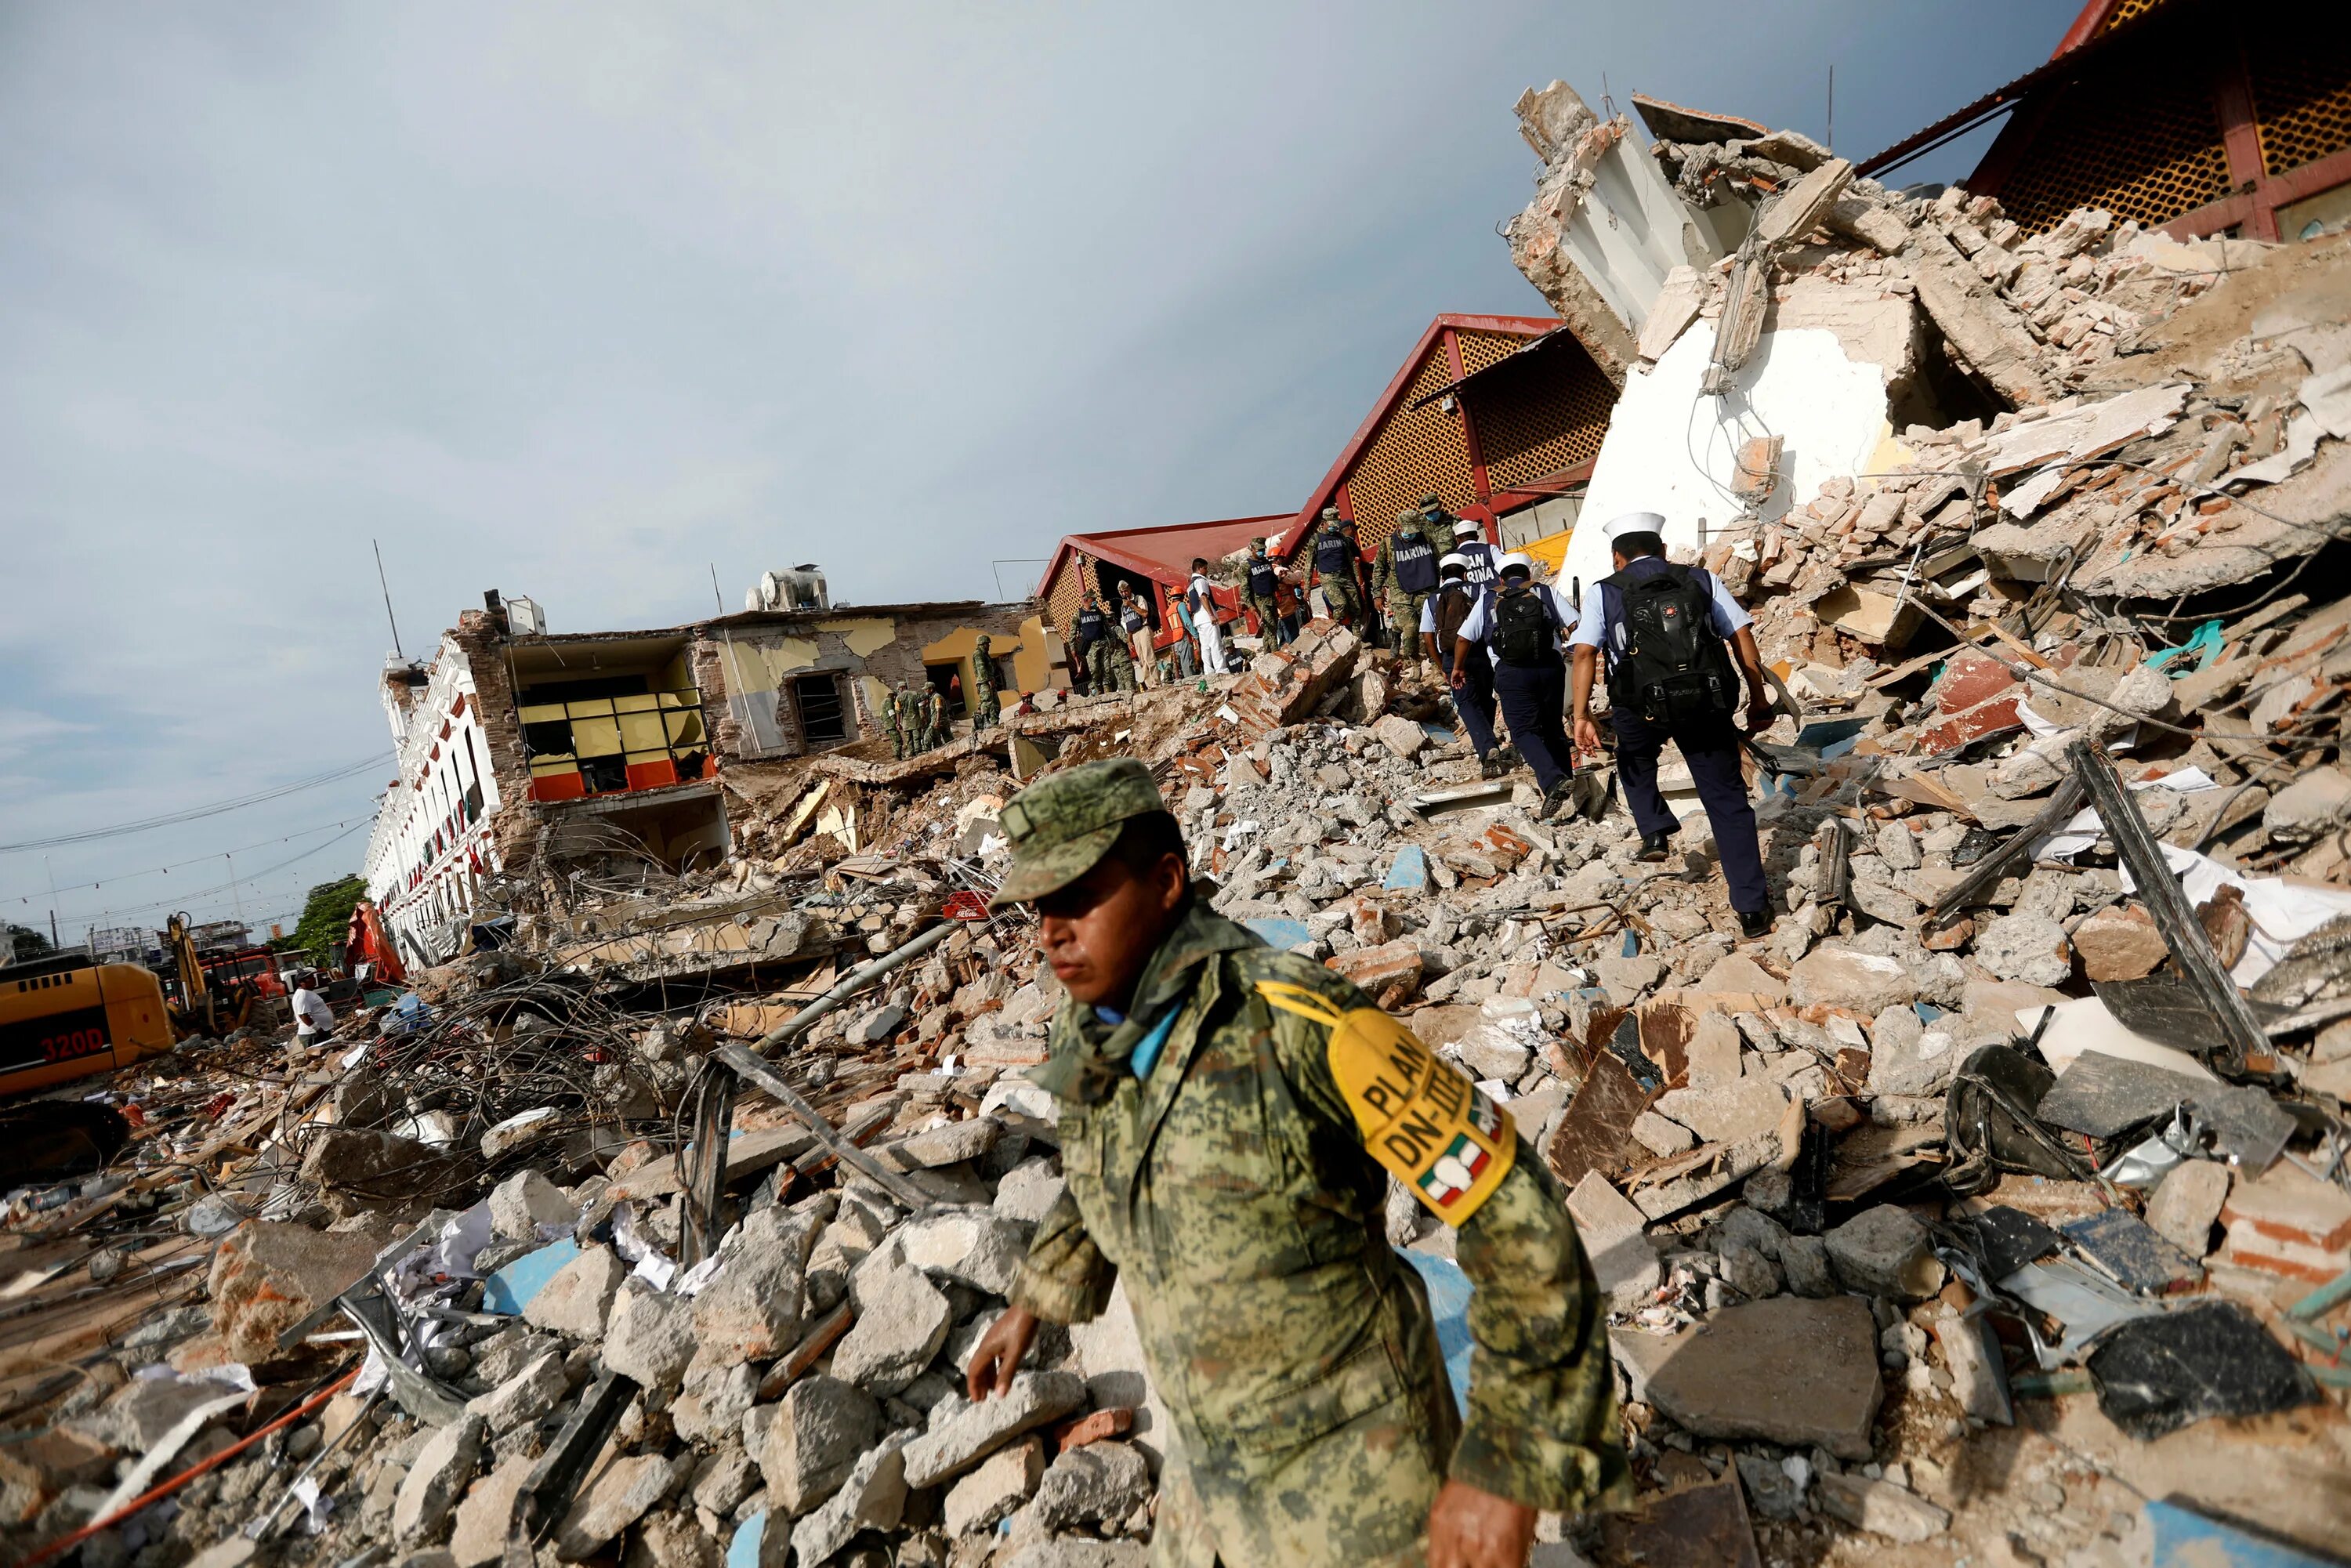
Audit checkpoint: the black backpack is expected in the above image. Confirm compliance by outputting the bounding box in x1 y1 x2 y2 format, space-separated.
1491 584 1556 667
1601 563 1733 723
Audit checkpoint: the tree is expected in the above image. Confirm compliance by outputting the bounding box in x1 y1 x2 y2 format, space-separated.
282 875 368 962
4 923 56 964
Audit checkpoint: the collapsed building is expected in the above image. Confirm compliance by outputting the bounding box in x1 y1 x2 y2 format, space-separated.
9 28 2351 1568
364 585 1042 969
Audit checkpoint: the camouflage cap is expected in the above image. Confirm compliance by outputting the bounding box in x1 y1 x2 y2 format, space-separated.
1396 507 1424 526
989 758 1168 910
1418 492 1444 510
1320 505 1340 522
1250 536 1266 549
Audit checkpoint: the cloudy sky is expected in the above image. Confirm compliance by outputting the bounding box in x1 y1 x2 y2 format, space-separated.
0 0 2069 940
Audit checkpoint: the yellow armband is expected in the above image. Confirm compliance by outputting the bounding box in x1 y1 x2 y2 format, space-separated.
1255 981 1516 1223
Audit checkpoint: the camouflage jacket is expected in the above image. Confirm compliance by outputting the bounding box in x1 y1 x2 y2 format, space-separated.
1012 903 1626 1568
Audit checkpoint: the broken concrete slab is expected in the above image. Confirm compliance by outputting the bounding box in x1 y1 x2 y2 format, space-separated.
902 1371 1087 1489
1613 1295 1882 1459
393 1414 484 1544
830 1263 952 1395
1567 1171 1663 1312
1816 1472 1951 1542
205 1219 393 1363
691 1204 819 1361
754 1375 878 1517
785 1434 908 1566
1651 1077 1788 1146
942 1434 1045 1537
522 1244 626 1340
1826 1204 1946 1300
602 1283 698 1390
1787 945 1916 1014
554 1452 680 1562
2145 1160 2232 1257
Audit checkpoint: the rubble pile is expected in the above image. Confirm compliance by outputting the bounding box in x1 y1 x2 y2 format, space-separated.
6 112 2351 1568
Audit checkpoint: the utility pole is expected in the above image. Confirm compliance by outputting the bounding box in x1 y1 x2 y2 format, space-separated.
226 851 248 936
374 538 404 660
44 856 57 950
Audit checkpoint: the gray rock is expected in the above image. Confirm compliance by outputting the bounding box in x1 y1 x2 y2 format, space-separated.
1685 1012 1744 1089
1815 1472 1951 1542
1455 1032 1532 1083
694 1204 820 1361
1777 1234 1838 1298
672 1360 759 1446
522 1246 626 1340
1031 1441 1151 1534
1932 1313 2012 1425
488 1170 577 1241
1595 954 1664 1001
993 1159 1067 1225
1000 1544 1149 1568
1628 1110 1697 1157
1734 1450 1806 1521
691 1445 761 1518
2143 1160 2230 1257
896 1208 1029 1296
875 1118 1002 1171
785 1435 908 1566
1567 1172 1662 1312
1787 946 1918 1015
1651 1077 1788 1146
1718 1242 1782 1300
601 1284 697 1389
2264 768 2351 845
1865 1005 1960 1097
393 1414 484 1543
849 1005 909 1045
553 1453 679 1562
1825 1204 1945 1300
831 1265 953 1396
1972 911 2073 987
754 1375 878 1517
465 1350 569 1434
940 1434 1044 1537
447 1452 534 1568
903 1371 1088 1488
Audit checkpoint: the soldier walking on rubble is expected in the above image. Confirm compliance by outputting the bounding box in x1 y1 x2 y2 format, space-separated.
1376 506 1441 674
883 681 907 759
1239 536 1289 649
1107 582 1147 692
967 758 1627 1568
1308 506 1367 632
970 636 1002 730
1570 511 1777 940
923 680 949 749
1070 586 1111 697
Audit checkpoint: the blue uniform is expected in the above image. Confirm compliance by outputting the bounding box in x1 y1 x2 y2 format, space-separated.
1571 557 1768 915
1422 589 1499 760
1460 581 1579 794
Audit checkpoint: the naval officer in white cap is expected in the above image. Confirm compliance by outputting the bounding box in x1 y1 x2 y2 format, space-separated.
1569 512 1777 939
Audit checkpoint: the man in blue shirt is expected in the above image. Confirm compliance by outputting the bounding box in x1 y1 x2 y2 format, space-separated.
1453 552 1581 817
1570 512 1776 938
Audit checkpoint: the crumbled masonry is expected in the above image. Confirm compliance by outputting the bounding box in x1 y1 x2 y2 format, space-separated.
8 94 2351 1568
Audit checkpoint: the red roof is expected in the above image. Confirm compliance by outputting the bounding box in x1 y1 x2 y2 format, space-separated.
1276 313 1558 556
1037 513 1292 599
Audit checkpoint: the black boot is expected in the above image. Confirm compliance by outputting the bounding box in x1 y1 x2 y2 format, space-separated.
1541 779 1574 819
1480 753 1507 780
1636 832 1672 863
1737 907 1774 940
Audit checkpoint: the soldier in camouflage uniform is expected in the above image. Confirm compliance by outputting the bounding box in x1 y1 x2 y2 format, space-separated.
882 683 907 759
967 759 1628 1568
971 636 1002 730
895 680 925 754
1309 506 1367 632
1375 507 1442 675
922 682 947 749
1093 592 1139 694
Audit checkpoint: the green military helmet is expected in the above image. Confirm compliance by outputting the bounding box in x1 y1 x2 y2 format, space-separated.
1417 492 1444 512
987 758 1168 911
1395 507 1425 531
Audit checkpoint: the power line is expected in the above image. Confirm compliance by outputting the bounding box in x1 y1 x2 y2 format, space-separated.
0 755 391 854
56 821 371 927
2 815 377 902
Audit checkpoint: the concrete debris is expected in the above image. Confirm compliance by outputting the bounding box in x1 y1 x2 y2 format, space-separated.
12 61 2351 1568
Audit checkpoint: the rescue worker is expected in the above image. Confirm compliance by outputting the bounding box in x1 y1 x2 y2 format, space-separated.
1116 581 1153 690
291 973 335 1046
966 759 1628 1568
1309 507 1366 631
1240 536 1288 647
971 636 1002 730
926 680 950 749
1454 552 1580 817
1184 556 1229 675
1375 507 1441 674
883 681 908 759
1071 588 1114 696
1422 552 1504 777
1451 516 1501 590
1570 512 1776 939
